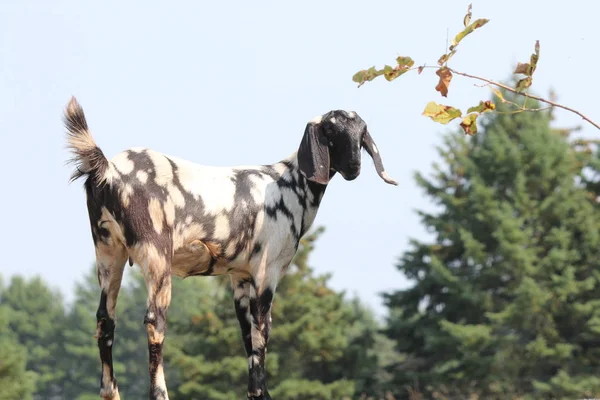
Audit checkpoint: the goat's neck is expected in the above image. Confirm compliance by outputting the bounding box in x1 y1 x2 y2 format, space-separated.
276 151 329 237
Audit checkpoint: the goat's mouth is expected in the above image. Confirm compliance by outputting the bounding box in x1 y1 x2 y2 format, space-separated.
338 169 360 181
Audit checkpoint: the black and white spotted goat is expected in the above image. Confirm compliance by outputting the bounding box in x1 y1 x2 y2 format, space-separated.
64 97 397 400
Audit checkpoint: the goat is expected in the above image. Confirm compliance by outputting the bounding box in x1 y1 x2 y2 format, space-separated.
64 96 397 400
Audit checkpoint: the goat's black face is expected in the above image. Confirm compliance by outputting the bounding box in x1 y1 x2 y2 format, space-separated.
320 110 364 181
297 110 398 186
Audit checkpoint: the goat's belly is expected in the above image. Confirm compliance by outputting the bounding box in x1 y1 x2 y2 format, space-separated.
171 239 247 277
171 239 217 278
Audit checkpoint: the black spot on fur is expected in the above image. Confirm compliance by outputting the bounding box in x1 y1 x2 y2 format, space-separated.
259 288 273 316
165 156 223 241
96 292 113 333
224 170 265 259
197 258 218 276
96 291 117 390
265 198 299 240
144 306 167 336
248 356 268 398
235 299 253 356
151 386 168 400
147 341 166 400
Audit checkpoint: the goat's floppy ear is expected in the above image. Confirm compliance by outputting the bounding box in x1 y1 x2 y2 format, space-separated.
362 130 398 186
298 120 330 185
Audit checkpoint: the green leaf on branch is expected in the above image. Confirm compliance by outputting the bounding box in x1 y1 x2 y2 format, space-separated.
450 18 489 51
438 5 485 65
435 67 453 97
467 100 496 114
490 87 506 102
396 56 415 70
352 67 384 87
422 101 463 124
460 113 479 135
384 56 415 81
382 65 395 81
352 56 414 86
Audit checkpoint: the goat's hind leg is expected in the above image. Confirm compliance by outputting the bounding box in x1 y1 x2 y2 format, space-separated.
137 242 173 400
94 241 128 400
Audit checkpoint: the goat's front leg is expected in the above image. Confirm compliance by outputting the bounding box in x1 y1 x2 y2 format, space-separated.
140 244 172 400
233 275 276 400
94 242 127 400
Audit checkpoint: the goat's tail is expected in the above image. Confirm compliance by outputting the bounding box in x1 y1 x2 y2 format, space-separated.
64 96 109 184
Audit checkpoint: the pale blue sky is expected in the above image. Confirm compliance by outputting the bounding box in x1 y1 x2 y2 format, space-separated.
1 0 597 318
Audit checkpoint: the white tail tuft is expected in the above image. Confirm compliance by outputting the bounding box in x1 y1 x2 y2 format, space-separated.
64 97 109 184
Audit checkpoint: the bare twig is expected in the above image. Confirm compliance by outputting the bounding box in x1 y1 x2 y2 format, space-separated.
496 106 553 115
448 69 600 130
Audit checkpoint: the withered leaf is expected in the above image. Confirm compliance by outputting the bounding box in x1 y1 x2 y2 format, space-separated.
530 40 540 74
435 67 453 97
513 40 540 78
438 50 457 66
417 65 425 74
422 101 462 124
460 113 479 135
516 76 532 92
467 100 496 114
463 3 472 27
514 62 531 75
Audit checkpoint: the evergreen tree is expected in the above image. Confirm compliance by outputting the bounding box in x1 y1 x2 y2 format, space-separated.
163 271 245 400
383 90 600 399
165 227 392 400
0 276 37 400
0 275 66 399
268 227 386 400
61 267 154 399
3 229 390 399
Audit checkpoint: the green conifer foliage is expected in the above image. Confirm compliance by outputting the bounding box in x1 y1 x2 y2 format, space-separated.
0 276 66 399
164 227 392 399
383 91 600 400
0 276 37 400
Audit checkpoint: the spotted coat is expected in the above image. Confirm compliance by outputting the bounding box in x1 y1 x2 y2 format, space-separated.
64 97 397 400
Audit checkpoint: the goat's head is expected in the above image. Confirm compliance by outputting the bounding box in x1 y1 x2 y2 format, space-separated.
297 110 398 186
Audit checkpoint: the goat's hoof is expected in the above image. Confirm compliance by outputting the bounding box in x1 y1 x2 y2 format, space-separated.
150 386 169 400
248 389 271 400
100 384 120 400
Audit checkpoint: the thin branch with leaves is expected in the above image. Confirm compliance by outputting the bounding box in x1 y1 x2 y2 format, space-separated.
352 3 599 134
